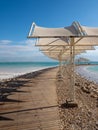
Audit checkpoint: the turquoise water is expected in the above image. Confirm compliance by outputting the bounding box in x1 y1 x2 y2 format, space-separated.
87 65 98 73
76 61 98 65
0 62 58 68
1 61 98 81
0 62 58 80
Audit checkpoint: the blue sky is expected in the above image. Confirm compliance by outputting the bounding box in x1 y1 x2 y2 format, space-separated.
0 0 98 62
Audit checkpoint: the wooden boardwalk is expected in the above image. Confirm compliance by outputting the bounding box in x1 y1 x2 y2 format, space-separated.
0 68 61 130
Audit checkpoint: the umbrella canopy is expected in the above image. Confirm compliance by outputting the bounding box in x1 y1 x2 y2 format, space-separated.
28 21 98 102
28 21 98 61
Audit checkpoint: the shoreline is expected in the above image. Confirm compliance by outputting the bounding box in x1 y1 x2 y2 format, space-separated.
76 65 98 84
0 67 57 104
0 66 57 81
0 67 98 130
0 65 98 88
0 67 60 130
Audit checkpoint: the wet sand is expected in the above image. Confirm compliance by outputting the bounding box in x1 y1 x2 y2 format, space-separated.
0 66 98 130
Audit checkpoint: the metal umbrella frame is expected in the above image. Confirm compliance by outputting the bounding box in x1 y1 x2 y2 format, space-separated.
28 21 98 104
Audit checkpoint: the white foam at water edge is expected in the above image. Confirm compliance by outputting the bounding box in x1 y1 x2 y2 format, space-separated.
0 66 54 81
76 66 98 84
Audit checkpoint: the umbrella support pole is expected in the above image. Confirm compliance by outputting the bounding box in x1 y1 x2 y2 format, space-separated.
67 38 77 106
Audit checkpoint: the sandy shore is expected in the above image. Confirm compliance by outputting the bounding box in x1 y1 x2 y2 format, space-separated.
0 67 98 130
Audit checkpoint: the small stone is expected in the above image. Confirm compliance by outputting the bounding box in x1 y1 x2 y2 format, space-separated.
96 121 98 126
81 86 90 93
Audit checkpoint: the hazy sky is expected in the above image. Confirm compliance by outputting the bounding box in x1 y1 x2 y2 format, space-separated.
0 0 98 62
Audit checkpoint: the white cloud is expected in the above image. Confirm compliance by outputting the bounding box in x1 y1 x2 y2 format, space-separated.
0 40 12 44
94 46 98 49
18 39 36 46
78 49 98 61
0 39 38 52
25 39 36 45
0 39 47 62
4 39 98 62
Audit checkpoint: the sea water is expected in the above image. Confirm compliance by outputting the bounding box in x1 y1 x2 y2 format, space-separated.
76 65 98 83
0 62 58 80
87 65 98 72
1 62 98 83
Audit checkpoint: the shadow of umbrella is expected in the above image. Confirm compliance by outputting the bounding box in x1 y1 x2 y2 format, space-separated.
0 116 14 121
0 97 24 103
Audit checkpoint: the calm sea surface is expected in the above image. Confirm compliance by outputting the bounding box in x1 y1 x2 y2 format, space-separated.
0 62 58 80
1 61 98 82
87 65 98 72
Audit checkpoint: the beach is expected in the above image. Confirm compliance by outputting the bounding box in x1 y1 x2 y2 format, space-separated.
0 66 98 130
0 62 58 80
